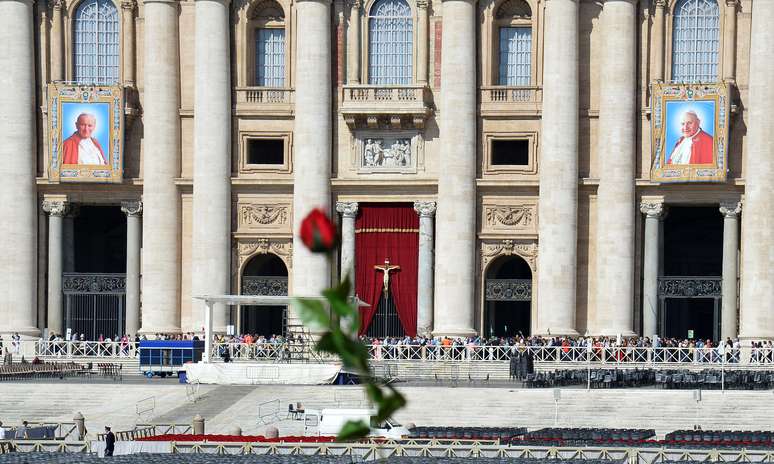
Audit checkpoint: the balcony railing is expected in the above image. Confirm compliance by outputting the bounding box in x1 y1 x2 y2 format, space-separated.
341 84 433 129
233 87 294 116
479 85 542 116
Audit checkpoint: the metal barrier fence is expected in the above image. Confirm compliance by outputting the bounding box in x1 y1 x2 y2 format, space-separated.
23 340 774 368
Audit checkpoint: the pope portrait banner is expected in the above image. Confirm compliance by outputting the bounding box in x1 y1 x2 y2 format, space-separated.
650 82 730 183
47 84 124 183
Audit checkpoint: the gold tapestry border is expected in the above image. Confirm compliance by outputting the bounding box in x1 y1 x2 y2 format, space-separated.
355 228 419 233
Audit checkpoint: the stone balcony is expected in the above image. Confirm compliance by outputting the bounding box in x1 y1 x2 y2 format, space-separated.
233 87 294 117
341 84 433 130
479 85 542 117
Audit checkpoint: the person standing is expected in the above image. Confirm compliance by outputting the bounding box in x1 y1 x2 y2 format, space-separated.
104 426 115 456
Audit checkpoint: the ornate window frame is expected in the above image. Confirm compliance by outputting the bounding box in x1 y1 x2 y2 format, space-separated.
665 0 725 83
361 0 419 85
235 0 293 88
239 131 293 174
66 0 124 84
481 0 541 87
483 131 538 176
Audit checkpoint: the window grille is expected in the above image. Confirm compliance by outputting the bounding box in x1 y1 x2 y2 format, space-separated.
498 27 531 86
671 0 719 83
74 0 120 85
368 0 413 85
256 28 285 87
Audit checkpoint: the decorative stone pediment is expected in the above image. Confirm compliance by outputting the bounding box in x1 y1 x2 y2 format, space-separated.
235 198 292 233
235 238 293 270
481 198 538 236
481 239 537 273
495 0 531 19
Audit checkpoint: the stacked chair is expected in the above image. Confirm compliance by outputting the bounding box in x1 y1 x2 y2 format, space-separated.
663 430 774 448
0 363 88 381
512 428 656 447
408 426 526 442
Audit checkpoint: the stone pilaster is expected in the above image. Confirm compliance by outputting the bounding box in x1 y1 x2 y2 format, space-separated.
192 0 232 332
50 0 65 81
414 201 436 337
416 0 429 85
142 0 182 334
121 0 137 85
0 0 39 336
536 0 579 336
121 201 142 336
720 200 741 340
740 0 774 340
640 201 665 337
347 0 361 84
722 0 737 82
434 0 476 337
593 0 637 336
42 200 69 335
652 0 665 81
336 202 358 282
292 0 332 326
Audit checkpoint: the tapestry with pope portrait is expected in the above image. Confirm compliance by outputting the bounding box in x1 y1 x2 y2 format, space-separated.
650 82 730 183
47 84 124 183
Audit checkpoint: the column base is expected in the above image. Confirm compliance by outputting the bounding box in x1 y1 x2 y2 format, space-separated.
432 327 477 338
534 327 580 337
138 326 182 337
0 327 41 338
592 329 638 338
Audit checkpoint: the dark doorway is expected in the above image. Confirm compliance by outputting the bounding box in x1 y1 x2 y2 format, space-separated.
366 293 404 338
240 254 288 337
73 206 127 273
484 255 532 338
661 207 723 340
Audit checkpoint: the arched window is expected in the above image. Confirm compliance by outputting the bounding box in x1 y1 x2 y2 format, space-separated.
495 0 532 86
368 0 413 85
671 0 719 83
73 0 120 85
252 2 286 87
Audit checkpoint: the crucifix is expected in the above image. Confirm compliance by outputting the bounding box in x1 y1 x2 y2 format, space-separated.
374 258 400 297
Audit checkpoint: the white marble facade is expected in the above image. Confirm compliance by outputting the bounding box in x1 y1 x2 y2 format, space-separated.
0 0 771 341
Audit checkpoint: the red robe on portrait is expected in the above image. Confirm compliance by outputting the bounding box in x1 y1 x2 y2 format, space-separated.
62 132 107 165
667 129 714 165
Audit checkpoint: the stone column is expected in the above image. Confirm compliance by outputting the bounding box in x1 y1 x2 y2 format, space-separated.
640 201 664 337
652 0 665 81
336 202 358 282
740 0 774 340
37 210 48 331
121 0 137 85
292 0 332 319
0 0 38 336
536 0 579 336
50 0 65 81
43 200 69 335
416 0 429 85
122 201 142 336
593 0 636 336
434 0 476 337
722 0 737 82
719 200 740 340
347 0 361 84
414 201 436 337
193 0 232 333
142 0 182 334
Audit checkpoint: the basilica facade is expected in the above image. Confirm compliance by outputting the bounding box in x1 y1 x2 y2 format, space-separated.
0 0 772 341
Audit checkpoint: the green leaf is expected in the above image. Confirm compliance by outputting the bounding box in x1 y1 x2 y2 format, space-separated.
375 388 406 422
294 297 330 329
323 276 355 319
337 420 370 441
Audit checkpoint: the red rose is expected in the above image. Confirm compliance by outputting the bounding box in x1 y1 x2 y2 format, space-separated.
299 208 338 253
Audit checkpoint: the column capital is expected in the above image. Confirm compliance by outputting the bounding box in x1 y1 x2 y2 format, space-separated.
42 200 69 217
719 200 742 218
335 201 359 218
415 0 428 8
640 201 666 219
50 0 66 11
414 201 437 217
121 0 136 10
121 200 143 217
653 0 666 8
725 0 737 8
347 0 361 9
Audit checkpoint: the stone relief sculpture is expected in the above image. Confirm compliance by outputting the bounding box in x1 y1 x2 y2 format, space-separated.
362 138 412 168
485 206 534 228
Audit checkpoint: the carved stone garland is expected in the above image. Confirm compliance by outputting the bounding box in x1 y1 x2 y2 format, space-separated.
236 238 293 271
481 239 538 274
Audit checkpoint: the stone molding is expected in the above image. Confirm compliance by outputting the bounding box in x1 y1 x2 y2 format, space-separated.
236 238 293 270
413 201 436 217
480 198 538 236
481 239 537 273
235 199 292 233
719 200 742 218
640 201 666 219
335 201 359 218
120 200 143 217
42 200 69 217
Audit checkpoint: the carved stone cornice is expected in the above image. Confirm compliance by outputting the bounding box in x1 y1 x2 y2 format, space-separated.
640 201 666 219
236 238 293 269
42 200 69 217
120 200 143 217
413 201 436 217
481 239 537 273
719 200 742 218
335 201 359 218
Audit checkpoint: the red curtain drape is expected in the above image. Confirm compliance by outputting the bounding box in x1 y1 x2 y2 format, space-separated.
355 203 419 336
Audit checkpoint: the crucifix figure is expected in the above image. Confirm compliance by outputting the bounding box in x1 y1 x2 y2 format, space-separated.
374 258 400 297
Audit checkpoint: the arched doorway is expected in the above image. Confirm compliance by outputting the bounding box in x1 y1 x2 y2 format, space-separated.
484 255 532 338
240 254 288 337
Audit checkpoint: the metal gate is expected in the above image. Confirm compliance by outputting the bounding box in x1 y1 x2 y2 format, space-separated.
62 273 126 340
240 276 288 336
658 276 721 341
